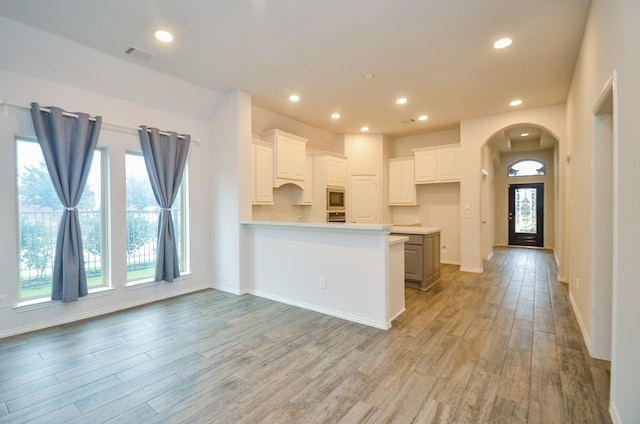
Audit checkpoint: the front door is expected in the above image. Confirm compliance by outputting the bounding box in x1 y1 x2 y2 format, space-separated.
508 183 544 247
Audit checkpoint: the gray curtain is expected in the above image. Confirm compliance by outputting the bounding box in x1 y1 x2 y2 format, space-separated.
138 126 190 282
30 103 102 302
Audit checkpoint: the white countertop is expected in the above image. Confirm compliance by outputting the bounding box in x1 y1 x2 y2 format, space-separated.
242 220 393 232
389 235 410 246
391 225 442 235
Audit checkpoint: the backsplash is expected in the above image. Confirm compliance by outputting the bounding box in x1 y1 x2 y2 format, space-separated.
252 184 313 222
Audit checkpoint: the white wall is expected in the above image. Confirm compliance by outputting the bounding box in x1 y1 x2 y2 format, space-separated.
0 38 220 337
391 128 460 156
210 91 252 294
459 104 566 273
565 0 640 421
251 105 341 152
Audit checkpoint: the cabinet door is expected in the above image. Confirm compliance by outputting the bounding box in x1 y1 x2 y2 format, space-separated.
301 156 313 204
437 147 460 181
400 160 416 203
253 143 273 204
291 139 306 180
275 136 293 179
275 135 305 181
389 159 416 205
404 244 424 282
415 150 437 183
326 156 346 187
388 161 402 204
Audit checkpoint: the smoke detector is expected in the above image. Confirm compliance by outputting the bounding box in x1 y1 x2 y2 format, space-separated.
124 46 156 61
401 118 417 124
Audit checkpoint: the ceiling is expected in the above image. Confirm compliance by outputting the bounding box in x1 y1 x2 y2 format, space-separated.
0 0 591 138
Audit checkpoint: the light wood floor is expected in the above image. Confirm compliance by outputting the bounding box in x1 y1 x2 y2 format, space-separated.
0 247 611 423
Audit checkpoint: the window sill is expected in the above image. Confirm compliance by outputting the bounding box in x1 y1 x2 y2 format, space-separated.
14 286 116 312
125 272 192 291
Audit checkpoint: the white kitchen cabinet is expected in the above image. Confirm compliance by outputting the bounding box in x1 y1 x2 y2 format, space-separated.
413 144 461 183
295 156 313 205
251 140 274 205
326 155 346 187
414 149 437 183
260 129 308 188
388 158 417 205
437 146 460 181
311 152 347 188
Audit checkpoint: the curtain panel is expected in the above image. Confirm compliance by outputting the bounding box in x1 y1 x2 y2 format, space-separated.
138 126 190 282
30 103 102 302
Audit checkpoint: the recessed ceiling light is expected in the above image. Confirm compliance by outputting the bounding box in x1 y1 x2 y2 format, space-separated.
395 98 407 105
331 113 341 119
418 115 428 121
493 37 512 49
510 99 523 107
154 30 174 43
520 132 529 137
361 126 369 132
289 95 300 102
362 73 375 80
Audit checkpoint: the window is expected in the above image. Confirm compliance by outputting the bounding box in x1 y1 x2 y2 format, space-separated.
17 138 107 301
508 159 545 177
126 152 186 282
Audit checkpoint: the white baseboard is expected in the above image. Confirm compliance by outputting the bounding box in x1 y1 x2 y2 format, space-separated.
459 266 484 273
441 260 461 265
609 402 621 424
1 284 211 340
249 289 391 330
210 283 244 295
486 251 494 261
568 290 593 356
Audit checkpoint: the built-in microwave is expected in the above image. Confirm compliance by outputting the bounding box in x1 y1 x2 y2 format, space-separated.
326 187 345 210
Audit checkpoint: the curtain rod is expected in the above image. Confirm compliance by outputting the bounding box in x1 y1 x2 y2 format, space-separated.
1 99 199 142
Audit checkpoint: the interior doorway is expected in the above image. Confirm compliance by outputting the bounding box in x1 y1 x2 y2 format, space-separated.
508 183 544 247
590 73 615 360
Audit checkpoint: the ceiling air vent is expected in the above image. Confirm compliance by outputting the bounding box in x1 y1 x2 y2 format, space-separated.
401 118 417 124
124 45 156 61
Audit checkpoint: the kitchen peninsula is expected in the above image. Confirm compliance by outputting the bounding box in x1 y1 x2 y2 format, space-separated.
241 221 407 329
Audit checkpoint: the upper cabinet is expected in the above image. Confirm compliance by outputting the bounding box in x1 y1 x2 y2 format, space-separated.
312 152 347 188
389 157 417 205
326 155 347 187
261 129 308 188
251 140 274 205
295 156 313 205
413 144 461 183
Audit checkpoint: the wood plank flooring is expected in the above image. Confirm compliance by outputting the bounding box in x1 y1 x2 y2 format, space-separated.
0 247 611 423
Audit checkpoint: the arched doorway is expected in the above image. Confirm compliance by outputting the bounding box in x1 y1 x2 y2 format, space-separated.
482 124 559 252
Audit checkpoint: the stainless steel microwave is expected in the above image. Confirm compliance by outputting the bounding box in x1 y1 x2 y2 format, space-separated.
326 187 345 210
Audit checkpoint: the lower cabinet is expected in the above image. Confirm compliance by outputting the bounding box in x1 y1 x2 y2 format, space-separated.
392 232 441 290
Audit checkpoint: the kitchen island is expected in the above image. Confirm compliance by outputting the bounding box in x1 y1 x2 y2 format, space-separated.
241 221 407 329
391 226 442 290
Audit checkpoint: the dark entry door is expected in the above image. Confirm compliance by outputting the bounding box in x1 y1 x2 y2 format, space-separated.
508 183 544 247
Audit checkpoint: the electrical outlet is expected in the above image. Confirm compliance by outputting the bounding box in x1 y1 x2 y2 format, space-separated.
222 263 227 272
0 294 7 308
319 277 327 289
